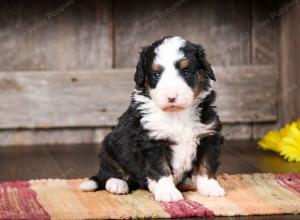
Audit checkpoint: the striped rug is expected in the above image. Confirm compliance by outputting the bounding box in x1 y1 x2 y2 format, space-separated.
1 173 300 219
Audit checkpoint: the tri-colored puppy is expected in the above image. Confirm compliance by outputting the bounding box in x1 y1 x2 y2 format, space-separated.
80 36 225 202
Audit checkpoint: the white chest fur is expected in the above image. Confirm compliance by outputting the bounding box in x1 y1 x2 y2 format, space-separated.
135 94 214 184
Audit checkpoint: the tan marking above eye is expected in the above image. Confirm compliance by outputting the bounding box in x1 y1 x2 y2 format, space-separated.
152 63 161 71
179 59 189 69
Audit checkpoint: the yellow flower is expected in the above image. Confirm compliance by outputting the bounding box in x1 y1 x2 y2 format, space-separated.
258 120 300 162
258 123 291 153
280 124 300 162
258 131 282 152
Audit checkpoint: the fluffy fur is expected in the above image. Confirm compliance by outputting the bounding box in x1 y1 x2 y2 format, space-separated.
80 36 225 201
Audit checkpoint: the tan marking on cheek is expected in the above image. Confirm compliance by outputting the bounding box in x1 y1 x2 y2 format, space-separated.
152 63 161 71
180 59 189 69
193 71 206 98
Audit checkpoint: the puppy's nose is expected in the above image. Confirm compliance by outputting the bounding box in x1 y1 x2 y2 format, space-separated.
167 97 176 103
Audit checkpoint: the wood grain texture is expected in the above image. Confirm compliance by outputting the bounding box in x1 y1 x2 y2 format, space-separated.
251 0 279 139
214 65 277 123
0 66 277 129
0 69 133 128
252 123 281 139
115 0 251 67
0 127 111 146
222 124 252 140
278 0 300 125
0 128 90 146
0 0 113 70
251 0 278 65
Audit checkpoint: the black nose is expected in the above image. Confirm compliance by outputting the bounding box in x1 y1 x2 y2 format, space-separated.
168 97 176 103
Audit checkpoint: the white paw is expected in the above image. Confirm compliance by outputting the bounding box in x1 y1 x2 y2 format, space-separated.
154 186 183 202
148 176 183 202
105 178 129 194
197 175 225 197
80 180 98 192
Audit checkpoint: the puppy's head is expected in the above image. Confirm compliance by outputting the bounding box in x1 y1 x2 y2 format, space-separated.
134 36 215 112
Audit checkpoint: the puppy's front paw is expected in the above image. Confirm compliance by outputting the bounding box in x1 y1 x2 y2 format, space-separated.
197 175 225 197
105 178 129 194
148 176 183 202
154 186 183 202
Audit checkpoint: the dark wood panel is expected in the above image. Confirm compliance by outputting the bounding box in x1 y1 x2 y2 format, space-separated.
278 0 300 124
251 0 278 65
224 140 300 174
0 66 277 129
115 0 251 67
251 0 279 139
1 140 299 180
0 145 61 181
0 0 113 70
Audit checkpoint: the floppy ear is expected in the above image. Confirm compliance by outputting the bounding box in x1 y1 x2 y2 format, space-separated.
197 46 216 81
134 59 144 87
134 47 148 87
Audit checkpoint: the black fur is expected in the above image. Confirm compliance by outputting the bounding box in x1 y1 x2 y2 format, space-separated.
90 36 223 191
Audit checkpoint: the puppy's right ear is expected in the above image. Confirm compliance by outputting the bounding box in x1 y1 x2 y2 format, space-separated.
134 47 148 88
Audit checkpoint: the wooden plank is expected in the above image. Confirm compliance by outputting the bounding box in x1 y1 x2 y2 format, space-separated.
278 0 300 124
0 0 113 70
252 123 281 139
0 145 62 181
0 125 251 146
0 128 111 146
0 65 277 129
115 0 251 67
251 0 279 139
214 65 277 122
0 69 134 128
222 124 252 140
0 128 95 146
251 0 278 65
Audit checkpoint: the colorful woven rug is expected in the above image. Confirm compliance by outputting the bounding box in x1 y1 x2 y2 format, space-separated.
1 173 300 219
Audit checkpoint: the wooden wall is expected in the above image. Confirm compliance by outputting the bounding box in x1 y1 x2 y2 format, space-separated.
0 0 294 146
278 0 300 125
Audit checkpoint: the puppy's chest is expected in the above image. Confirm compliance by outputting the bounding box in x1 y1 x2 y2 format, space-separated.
141 111 203 183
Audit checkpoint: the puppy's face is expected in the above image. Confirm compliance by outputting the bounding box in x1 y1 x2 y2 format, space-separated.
135 36 215 112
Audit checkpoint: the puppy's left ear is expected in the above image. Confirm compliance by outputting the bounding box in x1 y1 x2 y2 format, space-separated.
196 46 216 81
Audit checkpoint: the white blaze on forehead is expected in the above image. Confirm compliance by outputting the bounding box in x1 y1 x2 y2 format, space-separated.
150 36 193 110
154 36 186 66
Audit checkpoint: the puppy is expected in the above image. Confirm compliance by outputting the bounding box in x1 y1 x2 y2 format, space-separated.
80 36 225 202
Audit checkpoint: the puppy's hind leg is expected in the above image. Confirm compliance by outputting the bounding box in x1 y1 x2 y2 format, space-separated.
80 168 108 192
80 170 129 194
80 178 129 195
79 176 103 192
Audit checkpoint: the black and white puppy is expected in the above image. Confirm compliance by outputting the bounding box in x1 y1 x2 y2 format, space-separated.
80 36 225 202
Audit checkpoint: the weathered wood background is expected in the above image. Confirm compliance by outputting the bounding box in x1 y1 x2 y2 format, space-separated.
0 0 298 146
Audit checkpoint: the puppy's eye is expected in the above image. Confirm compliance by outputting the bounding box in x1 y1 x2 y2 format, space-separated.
182 70 190 77
152 72 161 79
